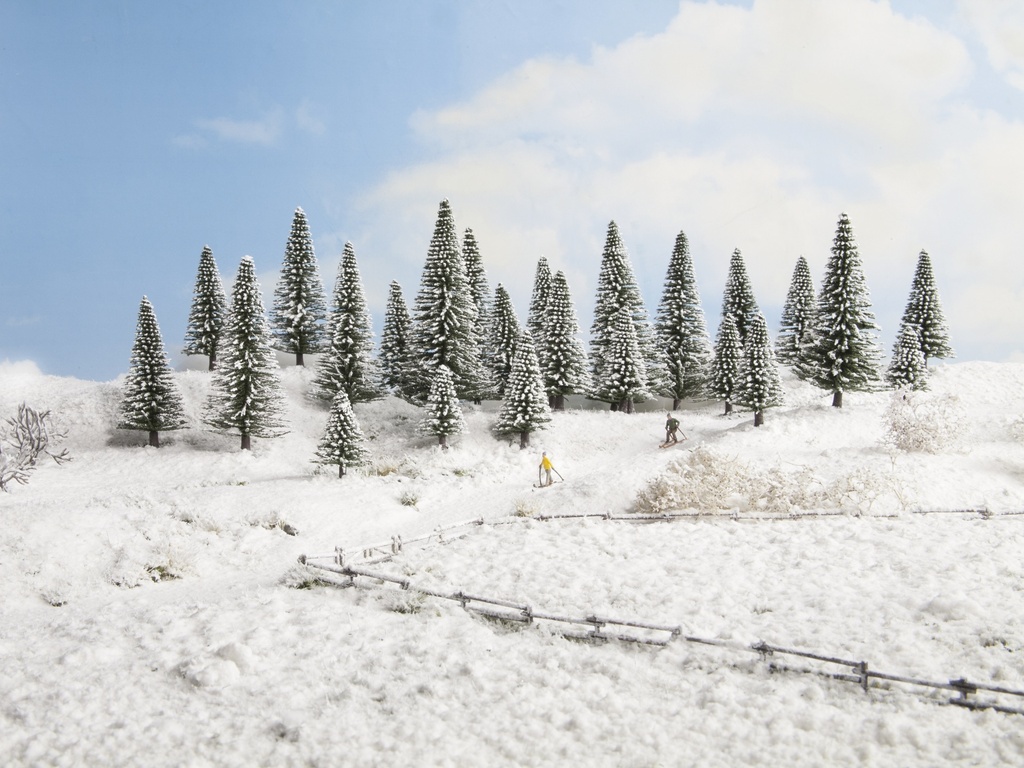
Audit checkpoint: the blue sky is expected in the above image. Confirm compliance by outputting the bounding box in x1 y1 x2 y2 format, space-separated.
3 0 1023 381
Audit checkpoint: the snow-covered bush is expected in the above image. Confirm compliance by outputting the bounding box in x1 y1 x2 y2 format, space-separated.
634 444 900 515
882 388 965 453
0 403 70 492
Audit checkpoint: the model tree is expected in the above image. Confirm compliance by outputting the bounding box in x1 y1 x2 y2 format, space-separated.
183 245 228 370
898 249 954 364
270 207 328 366
118 296 188 447
807 213 883 408
708 314 743 415
493 330 551 448
775 255 817 369
380 281 416 401
721 248 760 346
527 256 552 341
541 270 590 410
486 284 521 399
654 230 711 409
736 312 784 426
462 229 492 360
409 200 489 402
590 221 659 408
313 242 380 403
204 256 288 450
314 390 369 478
418 365 467 450
591 307 650 414
886 324 928 391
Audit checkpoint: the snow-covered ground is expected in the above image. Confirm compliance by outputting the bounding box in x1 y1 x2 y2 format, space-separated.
2 359 1024 767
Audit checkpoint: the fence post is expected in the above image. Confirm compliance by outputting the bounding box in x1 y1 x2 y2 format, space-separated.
857 661 869 692
950 678 977 702
334 547 345 567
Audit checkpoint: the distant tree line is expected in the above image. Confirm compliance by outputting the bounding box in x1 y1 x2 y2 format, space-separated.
116 203 953 476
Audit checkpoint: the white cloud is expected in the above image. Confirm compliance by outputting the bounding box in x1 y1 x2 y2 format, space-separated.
193 109 286 145
356 0 1024 361
958 0 1024 90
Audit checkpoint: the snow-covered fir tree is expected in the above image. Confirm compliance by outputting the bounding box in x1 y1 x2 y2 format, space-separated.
183 245 228 370
589 221 660 409
409 200 489 402
807 213 883 408
590 307 650 414
541 270 590 410
721 248 761 346
493 330 551 449
527 256 553 342
313 242 380 404
462 228 492 387
314 390 369 478
898 249 954 364
486 284 521 399
270 207 328 366
654 230 711 409
708 314 743 415
418 365 467 450
204 256 288 450
118 296 188 447
776 255 817 369
380 281 416 401
886 324 928 391
736 312 784 426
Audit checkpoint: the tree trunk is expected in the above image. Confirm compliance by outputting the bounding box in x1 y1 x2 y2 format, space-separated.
724 400 732 415
338 464 345 478
832 391 843 408
241 433 252 451
618 398 634 414
296 351 305 367
672 398 681 410
754 411 764 427
148 430 160 448
519 431 530 450
553 394 565 411
208 352 216 371
438 434 448 450
610 402 618 412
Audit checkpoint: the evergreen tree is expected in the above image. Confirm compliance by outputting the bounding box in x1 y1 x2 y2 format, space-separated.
527 256 553 342
486 284 521 399
493 330 551 448
807 213 883 407
462 229 491 341
270 207 328 366
183 245 228 370
708 314 743 415
313 242 380 404
314 390 369 478
418 365 467 449
409 200 489 402
654 230 711 409
721 248 761 346
776 255 817 369
118 296 188 447
541 270 590 410
886 324 928 391
590 307 650 414
898 249 954 364
736 312 784 426
204 256 288 450
589 221 659 408
380 281 416 400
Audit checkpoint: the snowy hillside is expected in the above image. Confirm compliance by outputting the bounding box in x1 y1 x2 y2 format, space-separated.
2 359 1024 766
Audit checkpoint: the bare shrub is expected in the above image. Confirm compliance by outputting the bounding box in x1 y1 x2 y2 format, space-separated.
0 403 71 492
882 389 966 454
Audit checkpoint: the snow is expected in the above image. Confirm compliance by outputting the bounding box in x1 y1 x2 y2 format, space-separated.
2 359 1024 766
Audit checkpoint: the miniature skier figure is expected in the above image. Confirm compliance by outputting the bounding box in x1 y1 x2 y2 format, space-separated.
662 412 685 447
538 451 558 487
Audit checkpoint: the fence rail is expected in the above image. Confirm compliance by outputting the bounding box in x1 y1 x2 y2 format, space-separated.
299 556 1024 715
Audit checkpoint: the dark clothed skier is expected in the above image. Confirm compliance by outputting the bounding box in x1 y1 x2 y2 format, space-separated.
664 413 682 445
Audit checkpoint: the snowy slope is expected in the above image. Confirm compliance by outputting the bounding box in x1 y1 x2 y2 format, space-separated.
1 359 1024 766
